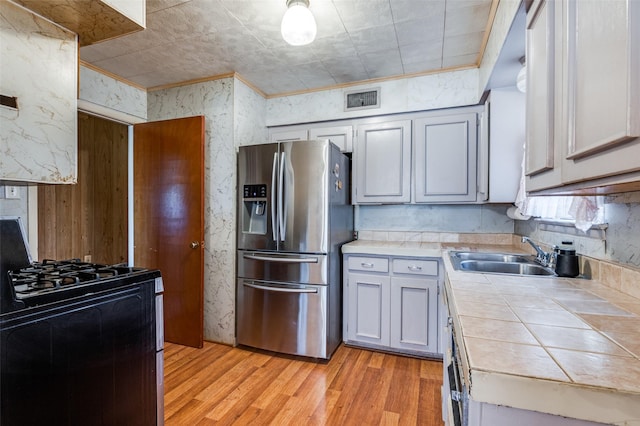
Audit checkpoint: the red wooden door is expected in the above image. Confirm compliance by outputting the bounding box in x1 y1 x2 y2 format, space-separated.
134 116 205 348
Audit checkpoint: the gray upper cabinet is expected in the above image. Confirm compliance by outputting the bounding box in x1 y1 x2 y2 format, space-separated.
271 105 492 204
561 0 640 184
269 128 307 143
525 0 562 192
269 125 353 152
526 0 640 194
309 125 353 153
413 112 478 203
353 120 412 204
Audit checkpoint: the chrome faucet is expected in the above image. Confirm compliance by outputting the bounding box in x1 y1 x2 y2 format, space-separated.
521 236 555 267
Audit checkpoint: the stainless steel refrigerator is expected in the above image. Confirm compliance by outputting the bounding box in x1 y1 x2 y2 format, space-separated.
236 140 353 359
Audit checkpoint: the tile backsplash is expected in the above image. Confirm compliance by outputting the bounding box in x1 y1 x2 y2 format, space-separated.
357 229 640 303
356 230 514 246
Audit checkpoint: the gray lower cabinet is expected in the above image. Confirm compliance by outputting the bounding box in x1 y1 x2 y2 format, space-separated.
346 270 391 346
344 254 441 356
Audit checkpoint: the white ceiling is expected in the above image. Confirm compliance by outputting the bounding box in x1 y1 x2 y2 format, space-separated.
80 0 498 96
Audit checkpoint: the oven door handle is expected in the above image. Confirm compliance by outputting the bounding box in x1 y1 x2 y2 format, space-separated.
243 253 319 263
243 282 318 294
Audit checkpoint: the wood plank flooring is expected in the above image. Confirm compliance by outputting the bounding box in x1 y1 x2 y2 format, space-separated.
164 341 444 425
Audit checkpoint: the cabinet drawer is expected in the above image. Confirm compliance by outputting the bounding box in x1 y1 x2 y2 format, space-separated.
348 256 389 273
392 259 438 276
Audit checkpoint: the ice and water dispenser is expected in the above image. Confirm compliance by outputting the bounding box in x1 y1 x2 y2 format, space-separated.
241 184 268 235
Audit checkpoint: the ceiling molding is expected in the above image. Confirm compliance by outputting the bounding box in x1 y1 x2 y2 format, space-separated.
264 64 478 99
80 60 147 92
475 0 502 67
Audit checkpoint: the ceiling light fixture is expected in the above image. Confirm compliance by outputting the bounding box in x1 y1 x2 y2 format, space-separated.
281 0 317 46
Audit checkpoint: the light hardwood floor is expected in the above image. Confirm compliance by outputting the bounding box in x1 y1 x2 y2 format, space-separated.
164 341 445 425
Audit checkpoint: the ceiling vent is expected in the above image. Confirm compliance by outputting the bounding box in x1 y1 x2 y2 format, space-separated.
344 88 380 111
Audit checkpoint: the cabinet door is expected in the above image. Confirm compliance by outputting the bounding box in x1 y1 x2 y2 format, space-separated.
390 276 438 353
346 272 390 346
562 0 640 183
270 129 308 142
354 120 411 204
524 0 559 186
309 125 353 153
413 113 477 203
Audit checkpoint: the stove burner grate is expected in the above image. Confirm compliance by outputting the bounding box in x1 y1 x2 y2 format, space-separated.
8 260 148 299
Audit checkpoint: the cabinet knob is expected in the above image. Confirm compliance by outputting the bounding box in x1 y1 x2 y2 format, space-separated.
190 241 200 249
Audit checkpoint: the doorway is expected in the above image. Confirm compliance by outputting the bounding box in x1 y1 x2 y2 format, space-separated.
38 112 128 263
38 112 206 348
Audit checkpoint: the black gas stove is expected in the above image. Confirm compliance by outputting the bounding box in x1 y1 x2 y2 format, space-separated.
2 258 159 314
0 217 164 425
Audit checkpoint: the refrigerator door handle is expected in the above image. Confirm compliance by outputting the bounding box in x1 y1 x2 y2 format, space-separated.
278 151 287 241
271 152 278 242
242 253 319 263
243 281 318 294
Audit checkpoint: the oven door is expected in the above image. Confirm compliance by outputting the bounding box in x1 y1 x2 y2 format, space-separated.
443 316 468 426
236 279 328 358
0 281 158 426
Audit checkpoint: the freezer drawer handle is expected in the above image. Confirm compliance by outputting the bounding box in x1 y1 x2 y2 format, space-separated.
243 253 319 263
243 282 318 294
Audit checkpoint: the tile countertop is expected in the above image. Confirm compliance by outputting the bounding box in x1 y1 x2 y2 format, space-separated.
343 240 640 425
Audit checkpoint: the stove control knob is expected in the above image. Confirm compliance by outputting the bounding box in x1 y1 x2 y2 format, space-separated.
190 241 200 249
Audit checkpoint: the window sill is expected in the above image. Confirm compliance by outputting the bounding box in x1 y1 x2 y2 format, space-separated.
535 219 607 240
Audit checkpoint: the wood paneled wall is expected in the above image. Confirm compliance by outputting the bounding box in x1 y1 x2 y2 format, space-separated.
38 112 128 264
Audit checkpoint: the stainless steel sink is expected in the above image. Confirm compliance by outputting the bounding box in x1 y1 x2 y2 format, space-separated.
457 260 555 276
449 251 556 276
452 251 534 263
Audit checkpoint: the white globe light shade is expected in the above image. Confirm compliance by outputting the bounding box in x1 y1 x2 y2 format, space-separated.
281 3 317 46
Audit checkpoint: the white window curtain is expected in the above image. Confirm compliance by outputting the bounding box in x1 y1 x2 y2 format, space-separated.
516 195 605 232
514 145 605 232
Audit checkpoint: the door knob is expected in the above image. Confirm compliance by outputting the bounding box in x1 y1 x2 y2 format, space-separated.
190 241 200 249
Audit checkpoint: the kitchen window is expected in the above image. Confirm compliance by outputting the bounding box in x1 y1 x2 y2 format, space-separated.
518 195 606 232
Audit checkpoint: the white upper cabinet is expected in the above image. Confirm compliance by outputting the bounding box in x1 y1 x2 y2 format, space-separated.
0 2 78 184
413 112 477 203
353 120 412 204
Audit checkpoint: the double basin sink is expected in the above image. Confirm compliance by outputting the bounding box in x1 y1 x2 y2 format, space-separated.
449 251 555 276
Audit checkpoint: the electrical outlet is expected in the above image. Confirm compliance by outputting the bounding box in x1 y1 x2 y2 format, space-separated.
4 186 20 199
84 255 92 262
